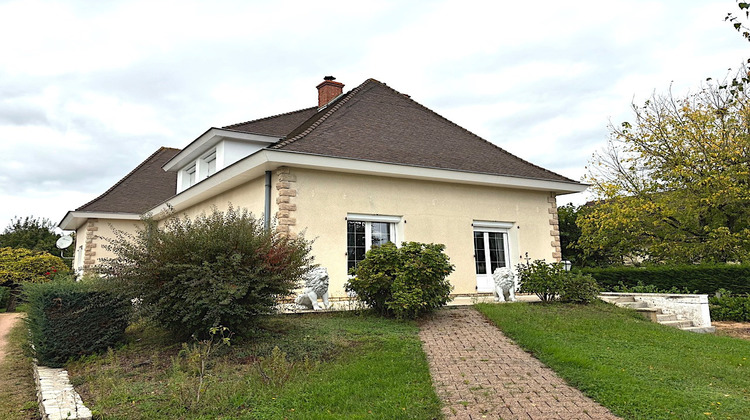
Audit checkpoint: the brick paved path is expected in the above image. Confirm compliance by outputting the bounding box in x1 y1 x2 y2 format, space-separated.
419 307 620 420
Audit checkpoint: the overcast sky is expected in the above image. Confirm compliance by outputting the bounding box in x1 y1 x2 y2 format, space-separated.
1 0 747 233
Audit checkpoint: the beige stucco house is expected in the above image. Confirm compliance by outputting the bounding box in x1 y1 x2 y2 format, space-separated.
59 77 586 299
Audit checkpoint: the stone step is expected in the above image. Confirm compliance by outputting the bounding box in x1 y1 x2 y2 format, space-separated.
681 325 717 334
660 320 694 329
633 307 662 322
656 314 677 322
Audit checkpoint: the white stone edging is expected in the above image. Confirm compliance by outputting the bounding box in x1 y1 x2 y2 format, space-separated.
33 363 92 420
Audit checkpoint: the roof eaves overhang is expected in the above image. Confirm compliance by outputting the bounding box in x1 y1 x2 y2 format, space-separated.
162 128 282 172
58 211 142 231
148 150 587 217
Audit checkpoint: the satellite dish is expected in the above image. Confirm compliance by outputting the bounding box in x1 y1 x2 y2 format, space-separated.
56 236 74 250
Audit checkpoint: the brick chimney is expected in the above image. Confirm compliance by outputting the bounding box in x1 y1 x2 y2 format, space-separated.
316 76 344 108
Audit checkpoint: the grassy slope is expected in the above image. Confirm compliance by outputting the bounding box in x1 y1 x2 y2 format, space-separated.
0 320 39 420
67 312 442 419
476 301 750 420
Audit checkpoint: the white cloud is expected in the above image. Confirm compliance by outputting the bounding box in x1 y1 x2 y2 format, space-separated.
0 0 748 227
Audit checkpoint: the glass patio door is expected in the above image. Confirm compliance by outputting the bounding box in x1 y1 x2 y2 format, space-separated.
474 229 509 292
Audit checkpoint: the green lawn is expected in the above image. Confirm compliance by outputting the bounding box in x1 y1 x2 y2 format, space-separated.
476 301 750 420
66 311 442 419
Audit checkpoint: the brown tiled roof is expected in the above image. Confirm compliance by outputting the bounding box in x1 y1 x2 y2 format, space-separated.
77 147 180 213
268 79 576 183
223 107 318 136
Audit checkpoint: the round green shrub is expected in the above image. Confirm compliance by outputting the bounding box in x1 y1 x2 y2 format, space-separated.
559 273 600 304
517 260 565 303
346 242 454 319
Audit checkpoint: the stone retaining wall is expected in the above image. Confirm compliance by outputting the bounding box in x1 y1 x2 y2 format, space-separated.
600 292 712 327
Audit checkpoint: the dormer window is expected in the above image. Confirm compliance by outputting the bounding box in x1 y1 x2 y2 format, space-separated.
203 151 217 177
166 129 282 194
183 164 197 189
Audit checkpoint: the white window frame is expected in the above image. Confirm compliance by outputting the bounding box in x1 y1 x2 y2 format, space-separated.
346 213 401 272
473 220 513 292
74 245 84 273
202 150 217 179
181 164 197 190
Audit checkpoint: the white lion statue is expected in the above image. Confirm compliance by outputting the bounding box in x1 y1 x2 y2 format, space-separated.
492 267 518 302
295 267 330 310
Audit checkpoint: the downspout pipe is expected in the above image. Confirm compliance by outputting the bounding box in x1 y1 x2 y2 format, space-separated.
264 170 272 230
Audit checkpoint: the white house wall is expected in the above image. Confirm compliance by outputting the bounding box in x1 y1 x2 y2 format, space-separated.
173 175 267 222
77 218 143 273
288 168 559 297
222 139 267 168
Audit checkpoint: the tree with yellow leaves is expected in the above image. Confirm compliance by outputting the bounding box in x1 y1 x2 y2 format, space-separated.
579 75 750 264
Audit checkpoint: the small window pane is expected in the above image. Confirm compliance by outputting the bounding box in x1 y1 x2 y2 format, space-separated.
488 232 506 272
371 222 391 247
187 165 196 185
347 221 367 271
474 232 486 274
206 158 216 176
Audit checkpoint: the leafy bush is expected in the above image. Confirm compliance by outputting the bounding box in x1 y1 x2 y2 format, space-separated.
346 242 454 319
24 279 130 367
709 290 750 322
580 264 750 295
518 260 600 304
99 206 312 339
0 216 72 268
517 260 565 303
0 247 69 311
611 281 697 294
559 273 600 303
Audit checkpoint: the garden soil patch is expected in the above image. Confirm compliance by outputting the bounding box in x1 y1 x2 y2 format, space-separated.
713 321 750 340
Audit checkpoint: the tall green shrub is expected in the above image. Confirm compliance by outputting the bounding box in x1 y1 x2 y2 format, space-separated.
98 206 312 338
25 279 130 367
346 242 454 319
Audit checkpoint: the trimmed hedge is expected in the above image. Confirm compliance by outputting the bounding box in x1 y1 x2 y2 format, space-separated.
24 280 130 367
579 264 750 295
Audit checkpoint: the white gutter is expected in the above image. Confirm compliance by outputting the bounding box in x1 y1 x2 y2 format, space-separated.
58 211 141 231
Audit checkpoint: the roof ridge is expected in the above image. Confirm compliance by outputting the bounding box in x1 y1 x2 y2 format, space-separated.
223 106 317 130
372 80 578 183
271 79 378 149
76 147 179 211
